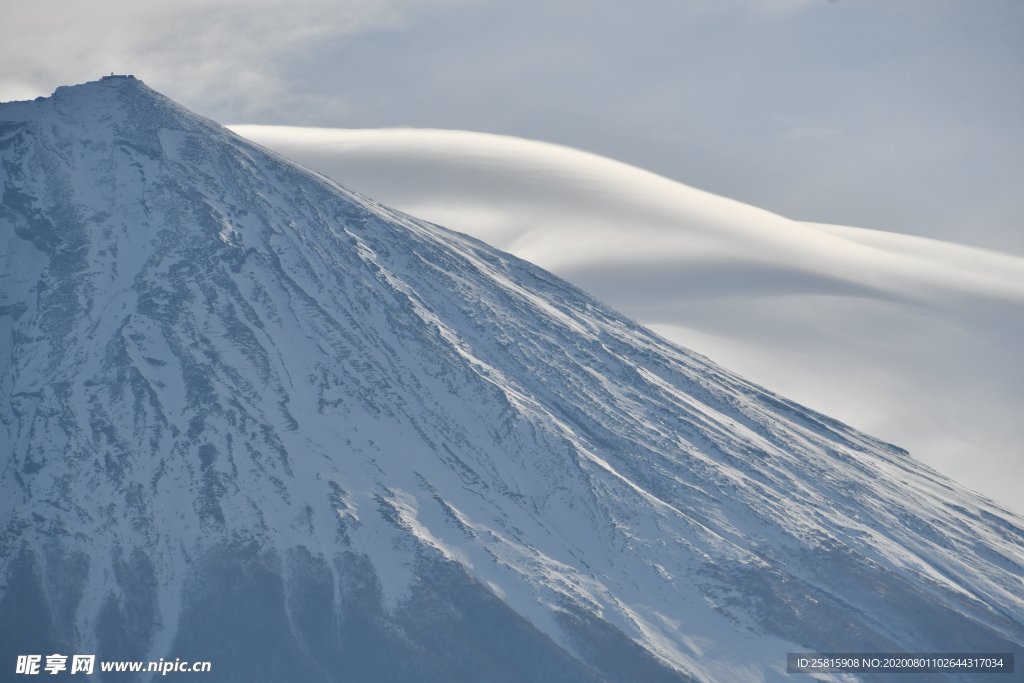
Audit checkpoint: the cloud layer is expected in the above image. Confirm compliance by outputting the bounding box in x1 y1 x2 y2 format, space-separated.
231 124 1024 511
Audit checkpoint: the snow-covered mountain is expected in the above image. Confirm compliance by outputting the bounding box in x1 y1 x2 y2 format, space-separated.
1 77 1022 682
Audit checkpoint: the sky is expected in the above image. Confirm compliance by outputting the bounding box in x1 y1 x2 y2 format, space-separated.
1 0 1022 253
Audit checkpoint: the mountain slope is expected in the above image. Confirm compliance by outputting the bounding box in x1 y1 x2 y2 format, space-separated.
1 77 1022 682
227 125 1024 513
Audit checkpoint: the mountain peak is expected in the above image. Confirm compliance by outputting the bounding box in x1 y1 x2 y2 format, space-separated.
53 73 145 100
70 72 142 87
1 74 149 111
1 74 219 145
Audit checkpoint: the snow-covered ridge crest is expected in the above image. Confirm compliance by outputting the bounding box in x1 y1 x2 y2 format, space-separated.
1 78 1022 683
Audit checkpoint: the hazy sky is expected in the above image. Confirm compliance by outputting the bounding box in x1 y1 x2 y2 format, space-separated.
2 0 1021 252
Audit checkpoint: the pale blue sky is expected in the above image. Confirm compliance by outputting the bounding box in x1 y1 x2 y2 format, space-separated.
2 0 1021 252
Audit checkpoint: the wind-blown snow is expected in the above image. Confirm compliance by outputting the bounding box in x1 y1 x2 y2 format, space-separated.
1 80 1022 683
228 125 1024 512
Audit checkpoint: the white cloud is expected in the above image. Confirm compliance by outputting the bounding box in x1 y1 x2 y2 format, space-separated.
231 124 1024 512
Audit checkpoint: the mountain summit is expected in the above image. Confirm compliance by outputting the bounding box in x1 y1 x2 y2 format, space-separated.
2 78 1022 682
